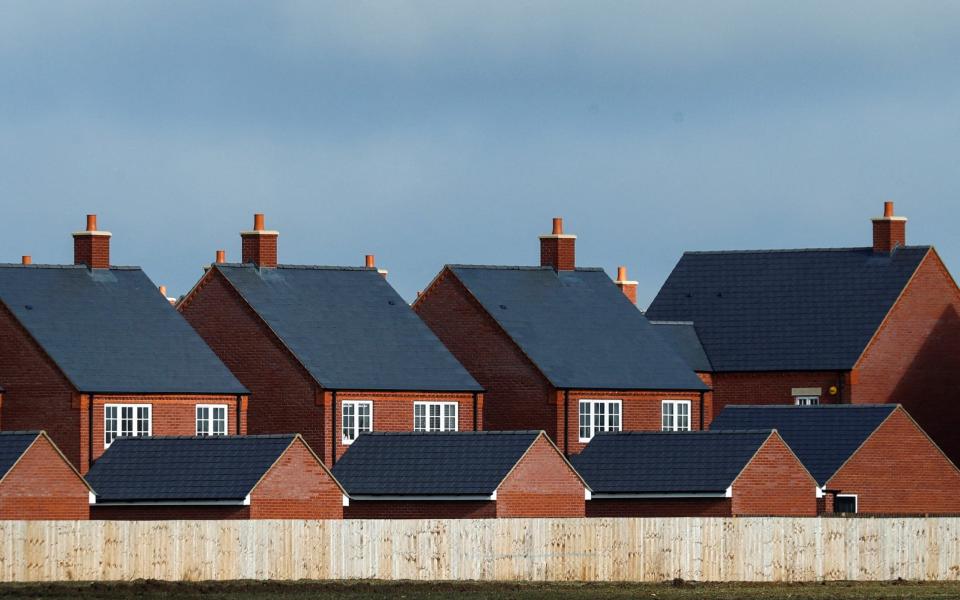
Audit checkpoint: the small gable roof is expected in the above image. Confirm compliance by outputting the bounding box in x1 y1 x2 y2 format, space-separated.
445 266 706 391
649 321 712 372
0 265 246 394
85 435 329 502
709 404 897 486
0 431 41 481
214 265 481 392
571 430 776 494
332 431 557 496
646 247 930 371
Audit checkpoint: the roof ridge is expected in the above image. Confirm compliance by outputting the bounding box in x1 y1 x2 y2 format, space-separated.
217 263 375 271
0 264 142 270
114 434 297 441
449 264 605 272
683 245 931 256
0 430 42 435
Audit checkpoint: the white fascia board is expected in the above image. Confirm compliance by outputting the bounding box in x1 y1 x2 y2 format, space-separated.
342 494 350 507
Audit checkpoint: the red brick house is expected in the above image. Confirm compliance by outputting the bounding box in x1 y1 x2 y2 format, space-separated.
0 216 249 474
646 202 960 463
332 431 589 519
86 434 346 520
711 404 960 515
0 431 93 520
413 218 708 455
177 215 483 467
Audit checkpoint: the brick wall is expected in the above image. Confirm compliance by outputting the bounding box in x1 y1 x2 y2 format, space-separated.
249 438 344 519
73 235 110 269
0 435 90 520
92 506 250 520
495 435 585 517
698 372 714 426
730 433 818 517
711 371 848 417
826 408 960 515
586 498 732 517
344 500 497 519
852 251 960 464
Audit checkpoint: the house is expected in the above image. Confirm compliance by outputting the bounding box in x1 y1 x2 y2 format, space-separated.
86 434 347 520
0 431 92 520
710 404 960 515
0 216 249 474
177 214 483 467
571 430 818 517
332 431 589 519
413 218 709 454
645 202 960 462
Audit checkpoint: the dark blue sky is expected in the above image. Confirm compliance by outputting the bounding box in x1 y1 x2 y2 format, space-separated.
1 2 958 305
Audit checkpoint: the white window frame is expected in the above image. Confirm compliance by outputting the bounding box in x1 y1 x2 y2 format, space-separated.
835 494 858 514
413 401 458 433
104 404 152 448
341 400 374 444
196 404 229 437
661 400 692 432
578 400 622 442
794 395 820 406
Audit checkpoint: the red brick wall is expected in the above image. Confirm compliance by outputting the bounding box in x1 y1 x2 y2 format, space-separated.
540 237 575 271
414 269 556 436
92 506 250 520
241 233 278 268
249 438 344 519
698 373 714 427
826 408 960 515
344 500 497 520
851 251 960 464
73 235 110 269
711 371 848 417
730 433 818 516
586 498 732 517
564 390 705 455
0 435 90 520
495 436 585 517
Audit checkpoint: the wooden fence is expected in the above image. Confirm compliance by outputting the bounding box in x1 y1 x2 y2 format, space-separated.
1 517 959 582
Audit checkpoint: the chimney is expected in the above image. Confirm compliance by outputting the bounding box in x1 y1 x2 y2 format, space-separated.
872 201 907 254
365 254 388 279
240 213 278 268
73 214 111 269
216 250 226 264
614 266 638 305
159 285 176 305
539 217 576 271
21 255 31 265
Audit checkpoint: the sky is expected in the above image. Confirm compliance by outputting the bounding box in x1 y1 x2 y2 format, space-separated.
1 1 958 306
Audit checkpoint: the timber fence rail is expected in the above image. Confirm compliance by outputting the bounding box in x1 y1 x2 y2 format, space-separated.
1 517 959 583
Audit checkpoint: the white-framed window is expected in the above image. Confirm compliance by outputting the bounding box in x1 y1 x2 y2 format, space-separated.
342 400 373 444
196 404 228 437
795 396 820 406
578 400 622 442
661 400 691 432
414 402 458 432
104 404 152 447
835 494 858 514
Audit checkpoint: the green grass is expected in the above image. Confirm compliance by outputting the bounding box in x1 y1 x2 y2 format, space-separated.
1 580 959 599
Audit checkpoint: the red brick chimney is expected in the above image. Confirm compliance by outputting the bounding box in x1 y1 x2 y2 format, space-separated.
539 217 576 271
241 213 278 268
73 214 111 269
615 266 638 304
872 201 907 253
365 254 388 279
21 255 31 265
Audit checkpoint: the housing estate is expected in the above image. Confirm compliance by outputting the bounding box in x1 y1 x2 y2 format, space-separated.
332 431 589 518
178 214 483 467
646 203 960 462
86 434 347 520
0 431 92 520
710 404 960 515
0 216 249 473
413 218 708 454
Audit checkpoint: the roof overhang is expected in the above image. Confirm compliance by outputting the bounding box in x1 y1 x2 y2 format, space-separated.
590 490 730 500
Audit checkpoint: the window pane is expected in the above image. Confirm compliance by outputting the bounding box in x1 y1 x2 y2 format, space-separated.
137 406 150 436
342 403 355 440
121 406 134 437
678 402 689 431
578 402 590 440
414 404 426 432
197 406 209 436
662 402 674 431
105 406 117 445
609 402 621 432
443 404 457 431
593 402 605 433
429 404 441 432
213 407 226 436
358 403 371 433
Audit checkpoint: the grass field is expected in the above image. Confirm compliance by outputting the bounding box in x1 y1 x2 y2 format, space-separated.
1 580 959 599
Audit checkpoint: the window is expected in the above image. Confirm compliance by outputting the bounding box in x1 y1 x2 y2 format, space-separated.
795 396 820 406
342 401 373 444
414 402 458 432
196 404 228 437
835 494 858 514
578 400 622 442
104 404 151 447
661 400 691 432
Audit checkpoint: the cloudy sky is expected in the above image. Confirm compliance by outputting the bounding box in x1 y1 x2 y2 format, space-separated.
1 1 958 305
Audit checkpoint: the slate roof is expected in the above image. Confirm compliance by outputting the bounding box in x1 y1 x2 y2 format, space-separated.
0 265 247 394
85 435 306 502
709 405 897 485
570 430 775 494
214 265 481 391
0 431 40 481
649 321 713 372
332 431 548 496
445 266 707 391
645 247 930 371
